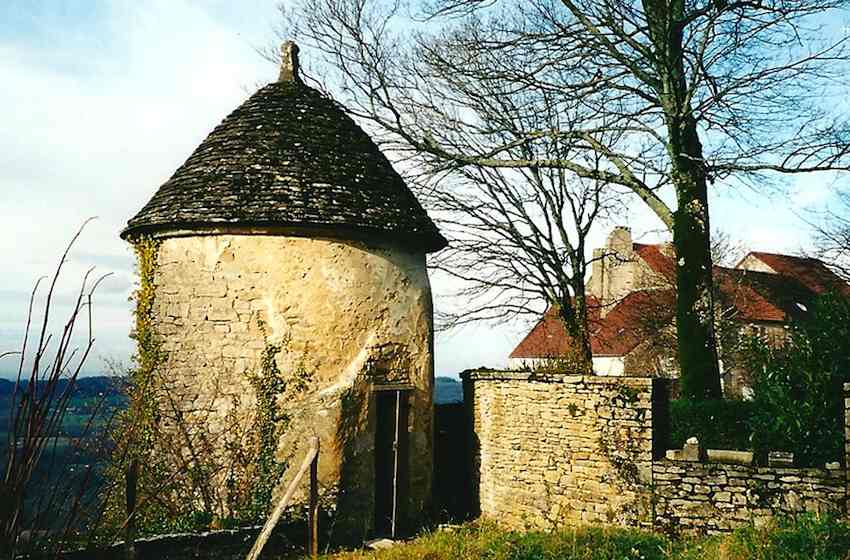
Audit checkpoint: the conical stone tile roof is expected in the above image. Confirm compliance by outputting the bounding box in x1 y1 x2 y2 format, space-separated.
121 42 446 253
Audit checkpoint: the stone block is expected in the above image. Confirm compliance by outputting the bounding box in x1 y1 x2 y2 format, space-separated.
706 449 753 466
768 451 794 467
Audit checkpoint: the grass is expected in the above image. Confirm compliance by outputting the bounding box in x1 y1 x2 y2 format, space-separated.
317 515 850 560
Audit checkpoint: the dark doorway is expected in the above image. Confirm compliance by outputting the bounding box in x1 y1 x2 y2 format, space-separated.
374 389 409 537
433 402 474 522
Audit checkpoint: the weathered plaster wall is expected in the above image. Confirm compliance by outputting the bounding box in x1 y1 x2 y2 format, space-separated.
149 232 435 537
736 254 776 274
653 461 846 535
594 356 626 376
462 372 655 529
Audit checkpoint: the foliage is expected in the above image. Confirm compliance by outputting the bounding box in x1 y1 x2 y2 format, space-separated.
669 399 753 451
104 238 314 536
741 292 850 466
318 515 850 560
679 515 850 560
242 334 312 521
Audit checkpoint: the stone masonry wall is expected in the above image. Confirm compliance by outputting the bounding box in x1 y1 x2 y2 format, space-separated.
653 461 845 535
148 232 435 538
463 377 850 534
462 372 655 529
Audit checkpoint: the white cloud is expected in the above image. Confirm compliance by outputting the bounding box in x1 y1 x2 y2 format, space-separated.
2 2 846 378
0 1 278 374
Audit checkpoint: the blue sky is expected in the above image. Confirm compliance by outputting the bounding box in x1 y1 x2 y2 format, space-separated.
0 1 846 379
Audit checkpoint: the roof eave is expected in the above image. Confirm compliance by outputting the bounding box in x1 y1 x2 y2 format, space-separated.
121 220 448 253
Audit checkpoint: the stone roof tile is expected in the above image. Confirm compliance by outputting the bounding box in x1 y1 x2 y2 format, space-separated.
122 63 446 253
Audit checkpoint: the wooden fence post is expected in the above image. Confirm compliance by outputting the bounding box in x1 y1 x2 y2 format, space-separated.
246 437 320 560
308 439 319 558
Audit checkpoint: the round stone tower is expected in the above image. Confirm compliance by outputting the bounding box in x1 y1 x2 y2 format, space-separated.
121 42 446 540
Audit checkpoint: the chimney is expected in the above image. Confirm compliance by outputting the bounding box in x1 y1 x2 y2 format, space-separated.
589 227 635 316
607 226 632 255
278 41 301 83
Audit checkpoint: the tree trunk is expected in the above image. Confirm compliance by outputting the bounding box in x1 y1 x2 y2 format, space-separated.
646 0 722 399
557 287 593 376
669 116 723 399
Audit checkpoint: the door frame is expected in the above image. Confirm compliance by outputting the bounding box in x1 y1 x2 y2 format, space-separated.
372 384 413 538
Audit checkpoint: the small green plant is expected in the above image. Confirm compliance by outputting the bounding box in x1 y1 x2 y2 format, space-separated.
241 335 312 520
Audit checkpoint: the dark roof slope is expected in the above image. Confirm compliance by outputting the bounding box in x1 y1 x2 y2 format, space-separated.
745 252 850 297
122 70 446 252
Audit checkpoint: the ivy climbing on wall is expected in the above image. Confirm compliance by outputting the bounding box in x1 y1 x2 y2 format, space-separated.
101 255 316 535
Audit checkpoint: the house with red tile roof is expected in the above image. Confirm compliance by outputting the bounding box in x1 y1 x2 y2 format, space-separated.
509 227 850 395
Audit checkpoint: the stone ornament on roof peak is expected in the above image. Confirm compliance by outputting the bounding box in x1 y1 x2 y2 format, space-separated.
279 40 301 83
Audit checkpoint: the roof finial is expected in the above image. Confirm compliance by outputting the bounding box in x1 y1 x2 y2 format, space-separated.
279 41 301 83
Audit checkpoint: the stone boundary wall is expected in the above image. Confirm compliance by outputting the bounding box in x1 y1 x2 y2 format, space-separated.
462 375 850 534
653 461 845 535
55 523 302 560
461 371 655 529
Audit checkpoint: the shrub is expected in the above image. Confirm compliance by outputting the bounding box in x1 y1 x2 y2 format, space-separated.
741 292 850 466
669 398 753 450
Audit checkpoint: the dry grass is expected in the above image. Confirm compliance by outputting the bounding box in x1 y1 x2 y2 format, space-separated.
316 515 850 560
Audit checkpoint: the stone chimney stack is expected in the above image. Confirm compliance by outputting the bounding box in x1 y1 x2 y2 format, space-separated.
278 40 301 83
589 227 636 316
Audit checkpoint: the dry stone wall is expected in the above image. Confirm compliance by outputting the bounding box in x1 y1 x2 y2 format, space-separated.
462 372 655 529
653 461 845 535
463 376 850 534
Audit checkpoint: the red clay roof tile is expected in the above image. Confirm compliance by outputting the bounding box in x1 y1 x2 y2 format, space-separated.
509 245 849 359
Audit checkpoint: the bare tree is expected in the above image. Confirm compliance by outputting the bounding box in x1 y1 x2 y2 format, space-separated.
276 0 850 398
415 99 625 372
810 188 850 280
267 2 629 374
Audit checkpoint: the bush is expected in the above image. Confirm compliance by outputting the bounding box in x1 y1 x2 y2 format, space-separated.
741 291 850 467
669 398 753 450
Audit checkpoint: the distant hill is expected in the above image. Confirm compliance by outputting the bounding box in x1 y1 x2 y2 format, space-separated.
435 376 463 404
0 376 126 398
1 375 461 404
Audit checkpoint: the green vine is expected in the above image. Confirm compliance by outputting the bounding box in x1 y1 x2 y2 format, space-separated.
615 383 642 405
101 236 168 532
102 243 315 533
244 340 287 519
241 329 313 519
128 236 164 448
